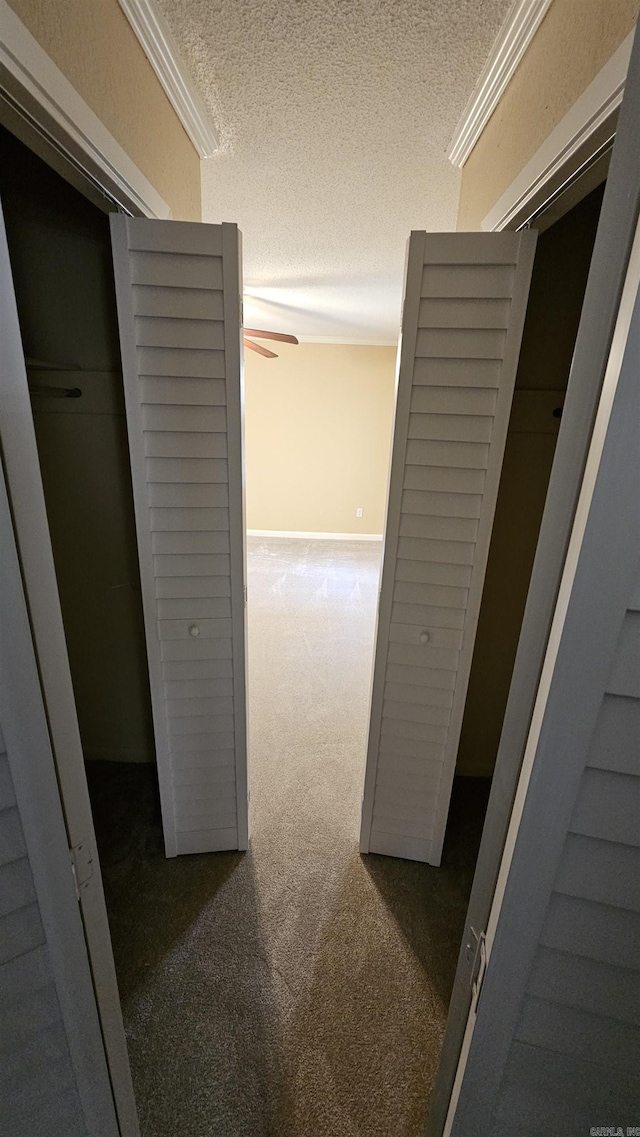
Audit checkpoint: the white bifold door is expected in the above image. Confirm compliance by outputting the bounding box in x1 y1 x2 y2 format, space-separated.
360 230 537 866
110 218 249 857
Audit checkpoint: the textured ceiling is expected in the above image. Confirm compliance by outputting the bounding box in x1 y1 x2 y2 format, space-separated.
158 0 512 340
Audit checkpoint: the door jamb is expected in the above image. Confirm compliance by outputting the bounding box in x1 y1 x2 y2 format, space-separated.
0 200 139 1134
0 19 166 1130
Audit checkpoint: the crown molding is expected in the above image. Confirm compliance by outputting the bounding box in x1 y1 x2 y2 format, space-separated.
447 0 554 168
0 0 170 217
118 0 218 158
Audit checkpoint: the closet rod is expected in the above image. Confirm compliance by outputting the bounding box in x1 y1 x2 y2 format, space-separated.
29 385 81 399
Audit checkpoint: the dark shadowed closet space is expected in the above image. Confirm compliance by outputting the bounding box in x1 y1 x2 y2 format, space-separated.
0 128 154 761
0 127 161 814
452 181 606 794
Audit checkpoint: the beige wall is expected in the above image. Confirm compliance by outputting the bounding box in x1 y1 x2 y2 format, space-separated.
244 343 397 535
7 0 201 220
458 0 640 230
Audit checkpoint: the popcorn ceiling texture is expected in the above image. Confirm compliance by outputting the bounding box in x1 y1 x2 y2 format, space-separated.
157 0 512 339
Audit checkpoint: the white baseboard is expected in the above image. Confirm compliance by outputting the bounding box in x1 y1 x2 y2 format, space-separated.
247 529 383 541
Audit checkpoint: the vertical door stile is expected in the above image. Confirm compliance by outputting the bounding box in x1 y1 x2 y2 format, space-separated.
110 216 177 857
110 217 248 857
361 230 537 866
360 231 426 854
221 222 249 849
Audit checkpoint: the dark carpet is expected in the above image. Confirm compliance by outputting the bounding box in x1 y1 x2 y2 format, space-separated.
88 538 489 1137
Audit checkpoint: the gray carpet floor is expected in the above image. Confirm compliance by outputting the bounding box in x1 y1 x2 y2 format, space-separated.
89 538 489 1137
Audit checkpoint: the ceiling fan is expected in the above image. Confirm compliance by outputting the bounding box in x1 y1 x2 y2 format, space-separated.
243 328 299 359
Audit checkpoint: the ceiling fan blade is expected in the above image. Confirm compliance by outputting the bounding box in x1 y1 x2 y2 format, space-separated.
244 328 299 344
244 337 278 359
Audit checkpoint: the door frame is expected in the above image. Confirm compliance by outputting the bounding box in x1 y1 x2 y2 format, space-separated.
0 18 168 1131
481 30 633 233
427 20 640 1135
0 0 169 219
0 199 138 1133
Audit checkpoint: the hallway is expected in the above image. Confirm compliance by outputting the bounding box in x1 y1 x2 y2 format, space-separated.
90 538 488 1137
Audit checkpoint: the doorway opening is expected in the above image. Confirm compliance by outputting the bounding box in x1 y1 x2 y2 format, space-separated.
241 343 497 1130
0 106 609 1133
242 340 396 844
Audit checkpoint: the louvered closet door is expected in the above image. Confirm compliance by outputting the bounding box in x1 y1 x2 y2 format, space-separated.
360 230 536 866
110 218 248 857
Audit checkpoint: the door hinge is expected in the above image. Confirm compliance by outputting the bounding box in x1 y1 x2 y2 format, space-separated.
70 841 94 900
244 584 248 606
467 927 487 1010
